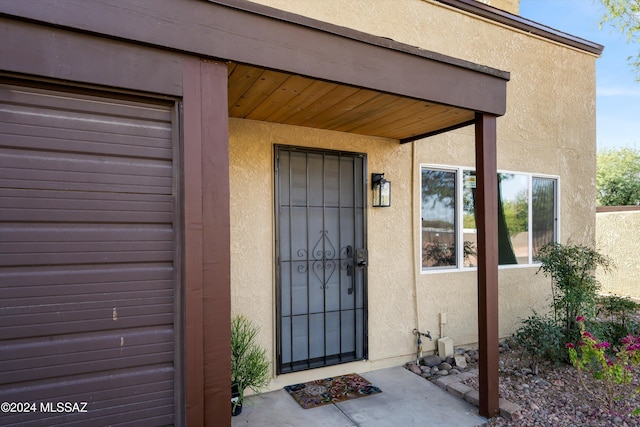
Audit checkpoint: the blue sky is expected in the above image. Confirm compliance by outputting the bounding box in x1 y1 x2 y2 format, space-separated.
519 0 639 151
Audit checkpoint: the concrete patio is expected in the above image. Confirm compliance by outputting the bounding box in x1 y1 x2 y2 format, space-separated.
231 366 488 427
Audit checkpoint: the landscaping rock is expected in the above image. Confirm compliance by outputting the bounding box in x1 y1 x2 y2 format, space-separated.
453 354 467 368
421 354 441 367
438 362 452 371
407 362 422 375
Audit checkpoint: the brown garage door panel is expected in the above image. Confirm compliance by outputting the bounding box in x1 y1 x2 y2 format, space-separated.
0 367 175 427
0 148 172 194
0 327 174 383
0 264 174 296
0 83 172 159
0 81 178 426
0 189 173 222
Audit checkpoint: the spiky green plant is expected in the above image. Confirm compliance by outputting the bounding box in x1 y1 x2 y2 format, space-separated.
231 315 270 411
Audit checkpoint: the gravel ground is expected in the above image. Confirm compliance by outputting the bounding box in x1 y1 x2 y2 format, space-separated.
466 345 640 427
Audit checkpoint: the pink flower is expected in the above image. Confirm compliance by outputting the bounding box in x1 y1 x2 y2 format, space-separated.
595 342 611 350
583 331 595 340
578 341 585 347
566 342 575 349
607 360 614 367
622 336 633 345
576 316 585 322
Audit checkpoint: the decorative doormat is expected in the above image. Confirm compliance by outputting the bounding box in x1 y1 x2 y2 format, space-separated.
284 373 382 409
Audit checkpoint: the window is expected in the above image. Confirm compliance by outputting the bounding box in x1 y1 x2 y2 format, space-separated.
421 169 457 269
421 166 558 271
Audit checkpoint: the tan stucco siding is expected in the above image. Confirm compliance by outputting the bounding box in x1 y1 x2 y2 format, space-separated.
478 0 520 14
230 0 597 389
596 211 640 299
229 119 419 385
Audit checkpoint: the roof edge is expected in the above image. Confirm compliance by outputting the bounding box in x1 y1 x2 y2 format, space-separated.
436 0 604 55
210 0 510 81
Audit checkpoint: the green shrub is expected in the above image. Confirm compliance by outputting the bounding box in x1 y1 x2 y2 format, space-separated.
589 295 640 353
536 242 613 346
513 311 564 373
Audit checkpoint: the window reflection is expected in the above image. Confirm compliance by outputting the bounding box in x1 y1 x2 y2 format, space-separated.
532 177 556 260
421 169 457 268
422 166 557 270
499 173 529 265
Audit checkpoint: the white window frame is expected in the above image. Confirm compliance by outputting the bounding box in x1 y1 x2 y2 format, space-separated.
420 164 560 273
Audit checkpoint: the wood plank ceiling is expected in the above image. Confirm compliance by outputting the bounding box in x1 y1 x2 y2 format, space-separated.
228 62 475 141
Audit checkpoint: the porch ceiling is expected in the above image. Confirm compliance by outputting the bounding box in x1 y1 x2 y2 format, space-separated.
228 62 475 142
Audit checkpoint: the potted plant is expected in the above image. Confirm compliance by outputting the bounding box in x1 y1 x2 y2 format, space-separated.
231 315 270 416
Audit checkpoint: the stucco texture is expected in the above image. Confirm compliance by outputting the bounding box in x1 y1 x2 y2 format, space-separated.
230 0 598 389
596 211 640 299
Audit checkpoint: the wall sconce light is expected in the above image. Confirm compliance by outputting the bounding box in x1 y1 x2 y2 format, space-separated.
372 173 391 207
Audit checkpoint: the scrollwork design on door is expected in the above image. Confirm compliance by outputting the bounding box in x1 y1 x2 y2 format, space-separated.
308 230 337 288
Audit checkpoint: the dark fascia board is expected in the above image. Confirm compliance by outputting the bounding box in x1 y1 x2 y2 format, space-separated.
0 0 509 115
210 0 509 80
437 0 604 55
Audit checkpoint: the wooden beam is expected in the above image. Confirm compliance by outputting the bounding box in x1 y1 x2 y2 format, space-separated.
200 59 232 427
183 58 231 427
0 0 509 115
183 57 206 427
474 112 500 418
399 119 475 143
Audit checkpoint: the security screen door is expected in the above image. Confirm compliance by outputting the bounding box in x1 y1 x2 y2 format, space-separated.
275 146 367 374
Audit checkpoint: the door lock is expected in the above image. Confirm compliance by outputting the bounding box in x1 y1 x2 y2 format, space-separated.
356 249 368 268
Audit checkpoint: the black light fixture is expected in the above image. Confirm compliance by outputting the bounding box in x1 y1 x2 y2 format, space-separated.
371 173 391 207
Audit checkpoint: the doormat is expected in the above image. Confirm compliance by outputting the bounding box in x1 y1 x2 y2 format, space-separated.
284 373 382 409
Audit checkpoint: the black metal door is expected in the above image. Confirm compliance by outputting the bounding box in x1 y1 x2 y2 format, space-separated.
275 146 367 374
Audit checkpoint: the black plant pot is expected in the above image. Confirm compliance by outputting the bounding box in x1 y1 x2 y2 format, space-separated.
231 385 243 416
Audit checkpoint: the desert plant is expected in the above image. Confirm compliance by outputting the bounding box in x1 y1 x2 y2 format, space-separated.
536 242 613 347
231 315 270 414
513 311 564 374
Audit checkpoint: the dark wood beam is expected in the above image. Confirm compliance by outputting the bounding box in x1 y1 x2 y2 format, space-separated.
474 112 500 418
0 18 184 96
399 119 475 143
183 58 206 427
0 0 509 116
183 59 231 427
200 59 232 427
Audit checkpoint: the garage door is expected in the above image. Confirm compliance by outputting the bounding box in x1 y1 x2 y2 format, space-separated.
0 81 180 426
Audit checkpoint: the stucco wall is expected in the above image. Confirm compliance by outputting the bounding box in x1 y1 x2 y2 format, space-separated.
479 0 520 14
596 210 640 299
231 0 598 390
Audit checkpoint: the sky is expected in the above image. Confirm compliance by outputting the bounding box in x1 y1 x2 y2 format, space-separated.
519 0 639 151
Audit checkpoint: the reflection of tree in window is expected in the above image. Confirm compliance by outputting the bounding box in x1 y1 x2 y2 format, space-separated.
464 172 528 265
532 178 556 260
497 173 527 265
421 169 456 268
